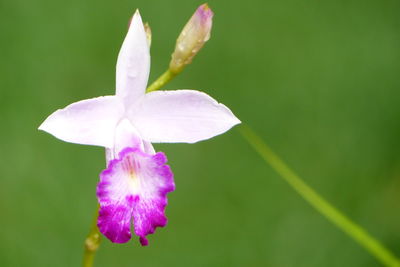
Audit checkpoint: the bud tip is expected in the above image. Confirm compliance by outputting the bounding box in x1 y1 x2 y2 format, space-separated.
197 4 214 22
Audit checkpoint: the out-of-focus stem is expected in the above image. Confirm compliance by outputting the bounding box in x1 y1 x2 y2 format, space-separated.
238 124 400 267
82 208 101 267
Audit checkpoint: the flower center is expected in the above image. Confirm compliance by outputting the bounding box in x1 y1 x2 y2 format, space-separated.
124 156 135 177
122 155 141 193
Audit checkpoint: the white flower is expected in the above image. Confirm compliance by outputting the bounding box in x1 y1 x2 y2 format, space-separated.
39 9 240 246
39 11 240 159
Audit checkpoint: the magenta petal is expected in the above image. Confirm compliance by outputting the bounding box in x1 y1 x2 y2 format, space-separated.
96 147 175 245
132 152 174 245
97 200 134 243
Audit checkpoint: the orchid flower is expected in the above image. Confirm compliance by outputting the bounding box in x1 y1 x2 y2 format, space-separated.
39 10 240 245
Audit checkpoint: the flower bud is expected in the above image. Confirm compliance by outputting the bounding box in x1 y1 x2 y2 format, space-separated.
169 4 213 73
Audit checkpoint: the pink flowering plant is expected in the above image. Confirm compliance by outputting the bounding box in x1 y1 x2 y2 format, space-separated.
39 4 239 250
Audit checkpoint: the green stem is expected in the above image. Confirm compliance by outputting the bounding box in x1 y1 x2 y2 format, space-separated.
146 69 178 93
82 208 102 267
238 124 400 267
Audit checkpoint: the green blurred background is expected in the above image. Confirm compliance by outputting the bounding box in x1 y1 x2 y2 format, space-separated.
1 0 399 266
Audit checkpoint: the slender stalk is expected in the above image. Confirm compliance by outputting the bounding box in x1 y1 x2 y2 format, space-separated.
146 69 177 93
238 124 400 267
82 208 102 267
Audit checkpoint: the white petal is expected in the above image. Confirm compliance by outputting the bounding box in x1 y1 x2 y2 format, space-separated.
129 90 241 143
112 118 144 157
116 10 150 105
142 140 155 154
39 96 124 148
106 119 156 163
